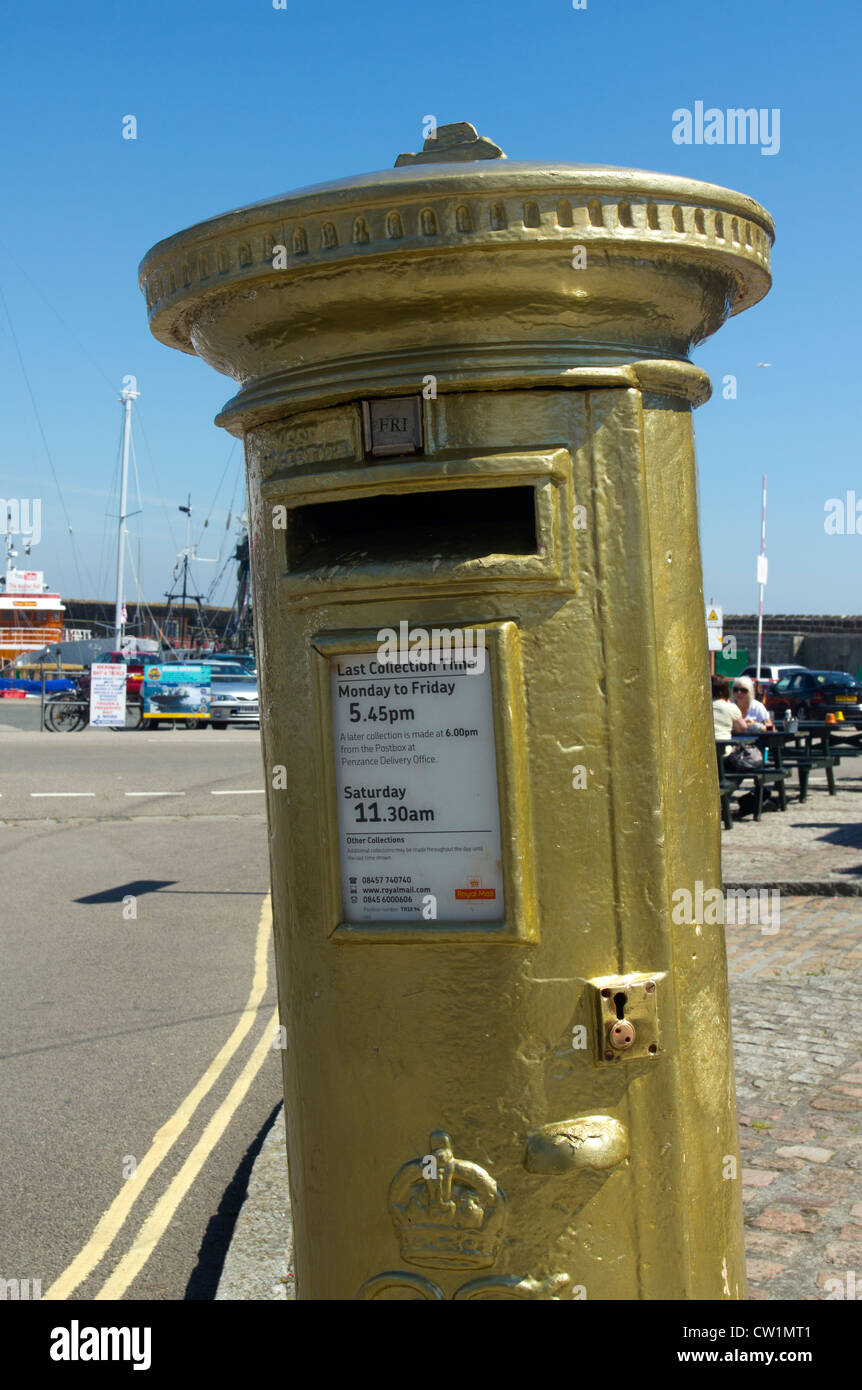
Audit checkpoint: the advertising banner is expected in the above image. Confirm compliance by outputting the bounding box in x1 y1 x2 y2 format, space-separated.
143 664 211 720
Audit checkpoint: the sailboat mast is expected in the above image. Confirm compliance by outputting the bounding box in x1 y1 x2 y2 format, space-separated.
114 381 139 644
180 495 191 648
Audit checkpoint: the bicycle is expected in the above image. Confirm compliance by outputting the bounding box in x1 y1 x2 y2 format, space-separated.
44 675 143 731
44 691 88 732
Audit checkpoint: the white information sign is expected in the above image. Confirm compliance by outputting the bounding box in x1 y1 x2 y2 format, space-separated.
5 568 44 594
706 604 723 654
90 663 127 727
330 653 505 924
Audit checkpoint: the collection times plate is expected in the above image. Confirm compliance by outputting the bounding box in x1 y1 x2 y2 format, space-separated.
330 652 505 924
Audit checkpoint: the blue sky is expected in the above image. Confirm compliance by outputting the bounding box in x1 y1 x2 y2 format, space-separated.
0 0 859 615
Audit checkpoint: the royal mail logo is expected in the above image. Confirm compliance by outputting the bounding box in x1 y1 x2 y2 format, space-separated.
455 877 496 901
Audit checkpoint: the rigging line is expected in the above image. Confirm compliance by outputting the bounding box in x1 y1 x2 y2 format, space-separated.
131 428 144 519
207 560 232 607
131 403 179 551
135 535 143 616
229 458 241 509
122 537 166 645
224 456 243 529
0 239 116 393
124 532 144 621
95 419 124 605
195 440 238 549
0 281 94 598
204 553 233 606
126 428 145 598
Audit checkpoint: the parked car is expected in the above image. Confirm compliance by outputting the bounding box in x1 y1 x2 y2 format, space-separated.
739 663 807 699
765 670 862 723
200 655 257 677
209 670 259 729
200 660 254 677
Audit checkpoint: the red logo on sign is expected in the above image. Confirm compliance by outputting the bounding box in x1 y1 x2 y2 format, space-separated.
455 876 496 901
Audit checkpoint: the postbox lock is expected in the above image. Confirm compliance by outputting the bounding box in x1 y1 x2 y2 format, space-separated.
588 972 666 1065
609 1019 636 1051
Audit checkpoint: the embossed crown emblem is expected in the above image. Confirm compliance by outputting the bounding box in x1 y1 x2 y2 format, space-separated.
388 1131 505 1269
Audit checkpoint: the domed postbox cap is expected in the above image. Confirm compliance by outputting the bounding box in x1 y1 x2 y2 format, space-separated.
139 123 774 430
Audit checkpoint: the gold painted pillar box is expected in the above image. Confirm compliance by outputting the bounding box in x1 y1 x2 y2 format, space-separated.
140 124 773 1300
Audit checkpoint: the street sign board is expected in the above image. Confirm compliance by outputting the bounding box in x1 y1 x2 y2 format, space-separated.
706 604 723 654
90 663 127 727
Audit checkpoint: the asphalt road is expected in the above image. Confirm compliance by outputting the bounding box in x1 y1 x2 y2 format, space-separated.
0 718 282 1301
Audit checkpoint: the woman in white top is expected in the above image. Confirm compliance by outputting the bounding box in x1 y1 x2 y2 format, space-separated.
732 676 774 729
712 674 748 740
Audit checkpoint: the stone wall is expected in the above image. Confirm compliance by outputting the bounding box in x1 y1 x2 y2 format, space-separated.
723 617 862 675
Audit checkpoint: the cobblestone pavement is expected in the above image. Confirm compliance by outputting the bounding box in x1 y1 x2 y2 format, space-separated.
217 901 860 1303
722 757 862 890
727 896 862 1299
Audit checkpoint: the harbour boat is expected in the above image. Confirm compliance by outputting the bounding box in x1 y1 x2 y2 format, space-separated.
0 553 64 669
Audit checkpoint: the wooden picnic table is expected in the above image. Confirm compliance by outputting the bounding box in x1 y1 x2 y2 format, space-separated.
715 731 789 825
715 720 852 825
782 722 841 799
796 719 862 750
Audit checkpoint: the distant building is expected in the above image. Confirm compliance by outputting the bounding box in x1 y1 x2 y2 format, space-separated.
60 597 235 648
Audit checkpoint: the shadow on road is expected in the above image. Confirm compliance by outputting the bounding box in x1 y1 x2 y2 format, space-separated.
185 1100 283 1300
75 879 178 903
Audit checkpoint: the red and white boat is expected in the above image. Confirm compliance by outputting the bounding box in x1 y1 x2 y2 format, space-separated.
0 561 64 666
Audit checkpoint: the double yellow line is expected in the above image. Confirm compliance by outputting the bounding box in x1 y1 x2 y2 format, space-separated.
45 896 277 1301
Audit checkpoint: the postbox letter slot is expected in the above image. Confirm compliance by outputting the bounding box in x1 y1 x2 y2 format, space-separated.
285 485 538 573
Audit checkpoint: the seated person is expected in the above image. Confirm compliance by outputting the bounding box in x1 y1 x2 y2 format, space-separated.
714 675 777 817
732 676 773 729
712 674 747 740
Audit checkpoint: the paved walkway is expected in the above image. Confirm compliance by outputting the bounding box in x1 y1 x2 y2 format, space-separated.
215 1113 294 1301
216 757 862 1299
722 753 862 891
727 897 862 1298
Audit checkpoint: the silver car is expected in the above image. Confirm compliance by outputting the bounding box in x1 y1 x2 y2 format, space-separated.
209 671 259 728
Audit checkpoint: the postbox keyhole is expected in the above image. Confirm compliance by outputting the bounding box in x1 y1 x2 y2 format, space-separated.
609 992 636 1051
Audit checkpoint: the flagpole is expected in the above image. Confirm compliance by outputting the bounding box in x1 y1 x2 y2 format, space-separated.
756 474 767 682
114 381 139 645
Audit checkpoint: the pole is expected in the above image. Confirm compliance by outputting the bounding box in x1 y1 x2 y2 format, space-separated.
115 383 139 645
756 473 767 682
181 559 188 650
180 496 191 650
